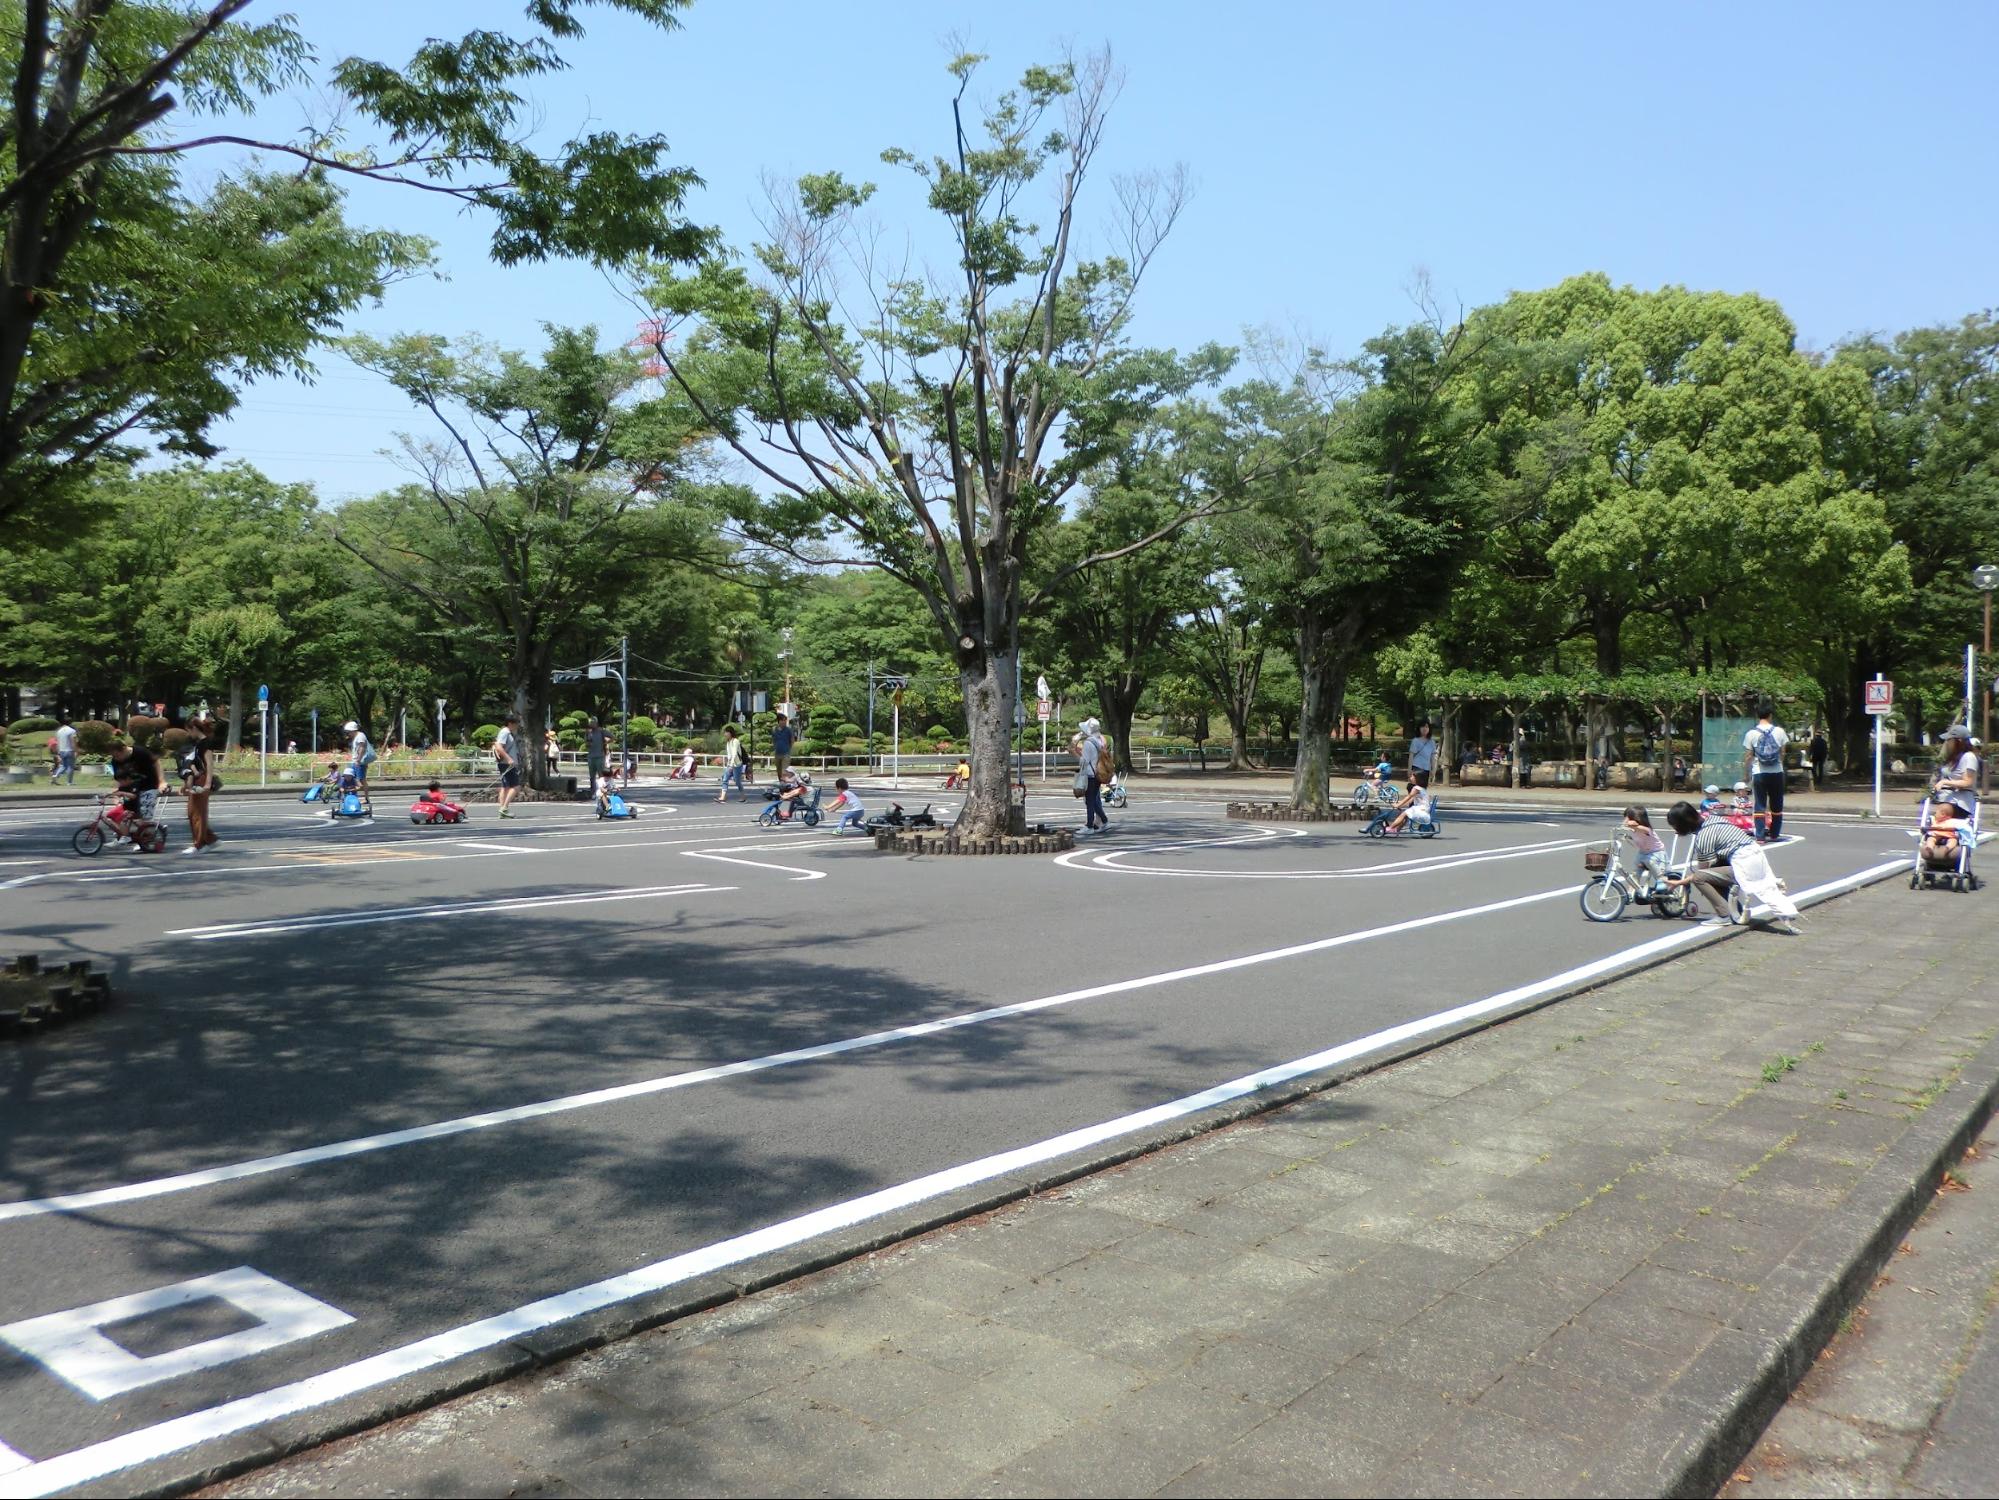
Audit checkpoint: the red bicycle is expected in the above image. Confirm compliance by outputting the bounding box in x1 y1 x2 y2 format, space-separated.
74 794 166 855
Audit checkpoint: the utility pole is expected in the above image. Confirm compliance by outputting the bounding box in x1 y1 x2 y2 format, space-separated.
1974 564 1997 795
866 662 876 772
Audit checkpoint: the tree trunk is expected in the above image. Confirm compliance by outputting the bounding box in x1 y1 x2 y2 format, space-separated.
1228 723 1250 771
955 644 1019 838
1290 612 1336 811
512 642 557 791
1593 605 1623 675
1097 677 1144 777
227 678 245 757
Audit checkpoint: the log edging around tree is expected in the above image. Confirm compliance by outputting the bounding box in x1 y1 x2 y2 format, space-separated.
2 953 113 1039
1226 802 1371 823
872 827 1075 856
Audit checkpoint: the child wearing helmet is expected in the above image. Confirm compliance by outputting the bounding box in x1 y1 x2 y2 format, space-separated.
1698 784 1723 816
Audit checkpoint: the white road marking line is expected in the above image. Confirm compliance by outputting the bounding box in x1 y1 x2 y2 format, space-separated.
458 842 521 854
1 881 1582 1224
7 829 813 888
164 884 734 941
0 1441 24 1477
0 1269 353 1402
1 855 1912 1499
683 846 827 881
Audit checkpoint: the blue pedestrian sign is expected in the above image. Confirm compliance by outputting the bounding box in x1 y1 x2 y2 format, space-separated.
257 684 269 702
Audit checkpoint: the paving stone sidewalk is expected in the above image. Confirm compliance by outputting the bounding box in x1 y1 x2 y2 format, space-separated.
1724 1127 1999 1498
211 880 1999 1499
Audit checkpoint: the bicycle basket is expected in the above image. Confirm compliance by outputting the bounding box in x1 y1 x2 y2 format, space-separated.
1583 841 1613 873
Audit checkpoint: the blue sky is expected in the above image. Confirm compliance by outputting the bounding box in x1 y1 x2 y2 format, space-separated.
201 1 1998 501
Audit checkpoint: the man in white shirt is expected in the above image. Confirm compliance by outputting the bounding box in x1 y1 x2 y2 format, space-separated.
51 717 78 784
1741 703 1790 842
494 714 522 818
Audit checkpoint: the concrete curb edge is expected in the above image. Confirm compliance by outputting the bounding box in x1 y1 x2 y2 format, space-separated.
1595 1025 1999 1498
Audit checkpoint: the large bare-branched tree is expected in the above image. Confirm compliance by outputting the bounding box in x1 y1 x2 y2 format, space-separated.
642 51 1233 836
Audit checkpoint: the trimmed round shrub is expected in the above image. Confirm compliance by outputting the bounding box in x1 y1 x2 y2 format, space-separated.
9 717 56 736
626 715 659 749
470 723 501 748
835 723 863 741
127 714 170 749
925 725 952 743
75 719 119 757
161 728 193 756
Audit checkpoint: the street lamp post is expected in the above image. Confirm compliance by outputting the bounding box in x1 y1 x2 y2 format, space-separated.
1974 564 1998 795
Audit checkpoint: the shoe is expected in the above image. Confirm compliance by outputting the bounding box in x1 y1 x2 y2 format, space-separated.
1698 914 1730 926
1770 919 1799 935
182 845 202 856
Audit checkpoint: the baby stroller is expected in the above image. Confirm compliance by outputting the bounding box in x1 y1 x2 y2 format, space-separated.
1910 796 1981 892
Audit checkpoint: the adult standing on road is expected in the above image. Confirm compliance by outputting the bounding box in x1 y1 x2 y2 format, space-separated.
1809 727 1829 790
1741 700 1790 842
1933 725 1980 818
1077 717 1109 835
51 715 78 784
1408 719 1438 789
494 713 523 819
717 726 747 802
771 712 795 782
344 720 375 788
178 714 221 854
585 717 608 798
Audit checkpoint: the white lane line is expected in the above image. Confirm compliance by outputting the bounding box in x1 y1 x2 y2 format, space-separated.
0 1440 24 1476
458 842 522 854
0 882 1582 1224
164 884 734 941
7 829 814 889
2 855 1911 1499
683 846 827 882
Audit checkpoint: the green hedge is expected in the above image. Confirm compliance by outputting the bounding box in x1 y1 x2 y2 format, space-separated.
470 723 501 748
8 717 55 736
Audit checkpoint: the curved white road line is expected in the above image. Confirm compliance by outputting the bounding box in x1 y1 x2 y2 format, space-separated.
1058 830 1585 880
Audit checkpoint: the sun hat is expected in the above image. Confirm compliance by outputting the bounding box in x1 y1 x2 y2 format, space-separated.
342 720 359 732
1943 723 1972 740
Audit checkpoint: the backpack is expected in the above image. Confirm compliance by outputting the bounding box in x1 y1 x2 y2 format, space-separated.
1752 727 1783 769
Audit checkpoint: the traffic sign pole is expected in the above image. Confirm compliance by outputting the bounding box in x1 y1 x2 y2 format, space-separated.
1870 675 1888 817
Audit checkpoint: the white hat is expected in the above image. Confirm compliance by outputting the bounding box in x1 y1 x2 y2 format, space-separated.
1702 784 1718 795
1733 781 1748 792
343 721 359 733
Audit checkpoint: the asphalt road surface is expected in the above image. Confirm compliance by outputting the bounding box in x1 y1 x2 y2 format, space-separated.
0 780 1917 1494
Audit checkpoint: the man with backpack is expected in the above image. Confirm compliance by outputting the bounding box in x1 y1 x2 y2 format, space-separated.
1741 701 1790 842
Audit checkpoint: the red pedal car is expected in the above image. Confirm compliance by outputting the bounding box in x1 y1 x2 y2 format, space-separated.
408 793 468 825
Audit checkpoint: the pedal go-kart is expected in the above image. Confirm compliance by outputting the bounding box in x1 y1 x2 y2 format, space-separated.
864 802 941 833
596 790 640 820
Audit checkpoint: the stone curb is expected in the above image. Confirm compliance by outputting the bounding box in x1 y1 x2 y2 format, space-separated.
1595 1024 1999 1499
112 866 1906 1498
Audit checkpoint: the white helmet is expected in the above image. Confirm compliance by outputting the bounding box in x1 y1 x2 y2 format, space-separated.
1702 784 1719 795
1733 781 1748 793
797 771 812 784
342 721 359 733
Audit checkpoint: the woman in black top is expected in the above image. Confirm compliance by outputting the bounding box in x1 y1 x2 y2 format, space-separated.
179 715 220 854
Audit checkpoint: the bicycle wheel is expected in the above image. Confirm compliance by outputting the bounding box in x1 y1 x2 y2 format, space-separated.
1652 885 1691 919
72 823 105 856
1415 818 1438 839
1579 877 1628 923
1351 784 1371 808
